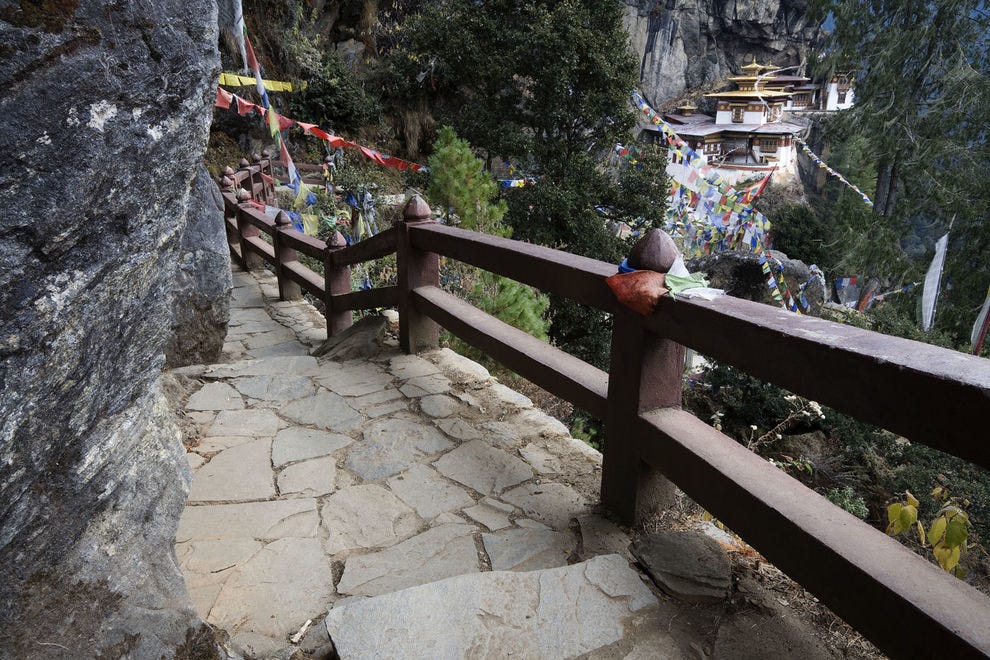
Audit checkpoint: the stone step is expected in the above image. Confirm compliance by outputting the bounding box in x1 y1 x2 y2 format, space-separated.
324 554 680 659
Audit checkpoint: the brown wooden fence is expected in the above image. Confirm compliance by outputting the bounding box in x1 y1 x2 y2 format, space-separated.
219 176 990 658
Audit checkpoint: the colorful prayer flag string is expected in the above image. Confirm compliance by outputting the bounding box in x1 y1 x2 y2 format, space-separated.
793 137 874 208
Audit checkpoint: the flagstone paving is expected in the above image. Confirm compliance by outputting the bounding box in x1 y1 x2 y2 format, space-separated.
173 267 844 659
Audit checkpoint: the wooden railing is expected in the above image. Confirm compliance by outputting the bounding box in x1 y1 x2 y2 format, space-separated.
219 174 990 658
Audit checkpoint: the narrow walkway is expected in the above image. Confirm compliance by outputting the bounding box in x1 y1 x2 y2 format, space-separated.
172 267 846 659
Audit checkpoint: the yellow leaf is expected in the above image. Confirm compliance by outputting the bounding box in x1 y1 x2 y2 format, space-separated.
887 503 903 524
916 521 926 546
945 519 968 548
899 504 918 530
933 542 952 569
905 491 919 507
929 517 947 545
945 545 961 572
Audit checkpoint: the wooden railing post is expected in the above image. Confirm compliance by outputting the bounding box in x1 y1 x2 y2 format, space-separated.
236 157 253 198
260 149 275 203
324 230 353 335
273 211 302 301
235 189 264 271
397 196 439 353
601 308 685 524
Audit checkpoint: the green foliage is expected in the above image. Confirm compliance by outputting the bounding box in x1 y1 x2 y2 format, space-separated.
296 50 381 133
426 126 508 234
826 486 870 519
887 488 975 576
607 143 670 230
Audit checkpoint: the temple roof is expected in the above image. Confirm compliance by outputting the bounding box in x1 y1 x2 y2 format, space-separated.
706 90 793 99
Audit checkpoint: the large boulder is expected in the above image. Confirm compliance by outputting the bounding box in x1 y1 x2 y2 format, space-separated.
0 2 221 657
687 249 826 315
167 164 232 368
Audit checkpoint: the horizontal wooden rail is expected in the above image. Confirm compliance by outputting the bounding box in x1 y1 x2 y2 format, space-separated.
277 228 327 260
638 408 990 658
409 224 618 312
332 286 399 313
238 206 276 234
243 235 275 265
413 286 609 418
330 227 398 267
282 261 325 298
647 294 990 470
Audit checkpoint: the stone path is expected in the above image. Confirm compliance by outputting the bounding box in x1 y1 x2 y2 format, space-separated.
172 267 846 659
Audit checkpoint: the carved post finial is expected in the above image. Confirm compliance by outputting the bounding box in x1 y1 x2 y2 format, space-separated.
330 230 347 248
275 211 292 227
261 149 271 159
223 166 235 176
252 153 262 163
238 157 250 168
402 195 432 223
236 188 251 202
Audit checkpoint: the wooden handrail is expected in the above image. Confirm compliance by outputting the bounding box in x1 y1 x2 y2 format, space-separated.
215 161 990 657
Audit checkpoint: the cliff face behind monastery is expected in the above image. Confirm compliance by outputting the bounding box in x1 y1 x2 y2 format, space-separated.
623 0 821 104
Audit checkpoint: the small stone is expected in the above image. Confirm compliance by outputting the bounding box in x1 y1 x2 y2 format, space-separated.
627 228 680 273
207 409 283 437
177 499 319 542
482 526 575 571
316 361 393 397
386 464 474 520
463 500 512 531
501 483 590 530
519 442 562 475
186 382 243 411
630 531 731 603
577 514 633 561
419 394 460 418
272 428 353 467
430 347 491 384
277 456 337 497
188 439 275 502
487 382 533 408
280 390 363 431
388 354 440 379
399 373 451 397
433 440 533 496
506 409 570 438
434 417 481 440
336 523 480 597
345 417 453 481
321 485 420 555
233 374 315 402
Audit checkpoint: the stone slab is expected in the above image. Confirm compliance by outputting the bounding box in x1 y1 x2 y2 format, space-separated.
177 499 319 542
434 417 481 440
209 538 334 638
272 427 354 467
487 382 534 408
398 373 451 398
321 485 420 555
463 499 513 531
247 341 311 359
630 531 731 604
203 356 319 379
243 328 297 350
387 354 440 380
418 394 460 418
207 409 283 437
366 400 408 418
345 417 453 482
479 421 525 450
336 523 480 597
278 456 338 498
502 483 590 530
519 442 562 475
280 390 364 431
386 464 474 520
316 362 393 397
345 387 404 411
578 514 633 561
178 539 263 590
233 375 316 402
326 554 657 658
430 347 491 384
506 408 570 438
482 526 575 571
433 440 533 496
186 382 244 411
194 435 255 455
188 438 275 502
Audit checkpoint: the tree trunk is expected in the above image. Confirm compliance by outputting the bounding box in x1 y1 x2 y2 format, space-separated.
874 158 891 215
883 160 900 217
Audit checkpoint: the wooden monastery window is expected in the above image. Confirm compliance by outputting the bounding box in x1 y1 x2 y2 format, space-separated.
759 138 778 153
731 107 744 123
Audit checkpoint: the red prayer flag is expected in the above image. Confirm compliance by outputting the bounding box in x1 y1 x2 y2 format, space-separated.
215 87 233 109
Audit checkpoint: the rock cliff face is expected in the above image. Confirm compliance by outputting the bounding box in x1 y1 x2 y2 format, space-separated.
0 2 221 657
623 0 821 105
167 165 232 368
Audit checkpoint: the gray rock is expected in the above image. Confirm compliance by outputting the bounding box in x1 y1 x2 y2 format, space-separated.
177 499 320 542
433 440 533 496
247 340 311 359
186 382 244 411
209 538 335 639
316 361 393 396
366 400 408 418
188 439 275 502
336 524 480 597
167 165 232 368
345 417 453 481
312 315 386 360
627 229 680 273
233 374 316 402
194 434 255 455
479 421 525 449
326 554 657 658
429 347 491 383
630 531 731 603
387 354 441 379
578 514 634 561
281 390 364 431
520 442 563 475
463 497 515 531
278 456 338 498
272 427 354 467
386 464 474 520
0 0 221 654
506 408 571 438
483 527 576 571
487 382 534 408
203 356 319 378
208 409 284 437
434 416 482 440
419 394 461 418
321 485 421 555
502 483 590 529
345 387 404 411
398 373 452 397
